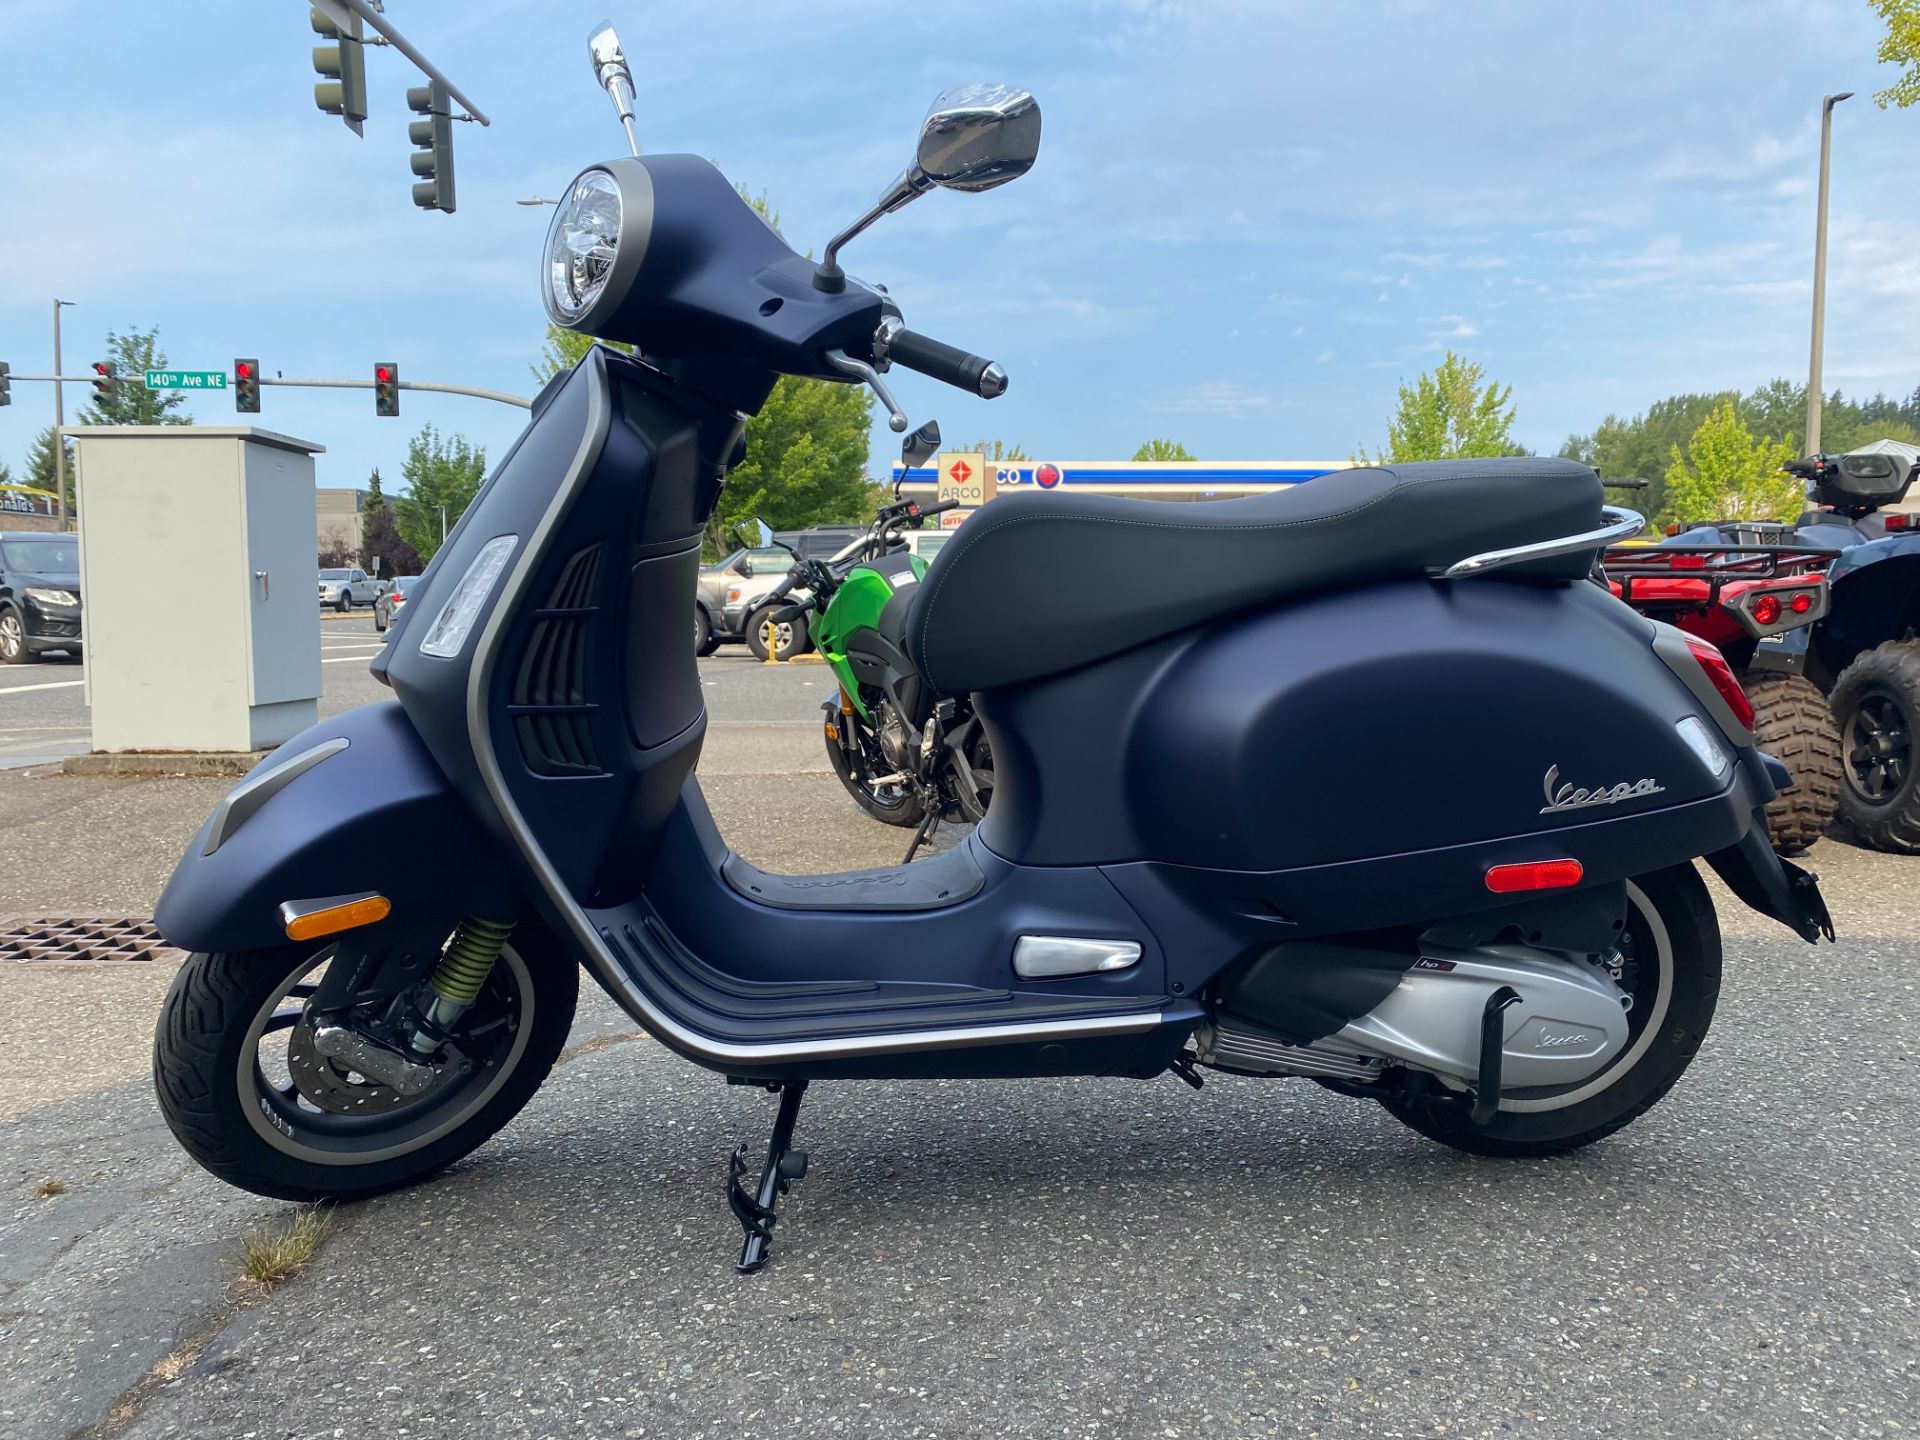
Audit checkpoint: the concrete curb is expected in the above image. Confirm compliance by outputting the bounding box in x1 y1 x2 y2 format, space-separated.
60 751 268 779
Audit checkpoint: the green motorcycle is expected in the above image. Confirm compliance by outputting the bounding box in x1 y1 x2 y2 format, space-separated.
751 493 994 856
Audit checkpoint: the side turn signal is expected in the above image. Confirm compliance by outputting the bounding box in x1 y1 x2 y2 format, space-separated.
281 893 392 942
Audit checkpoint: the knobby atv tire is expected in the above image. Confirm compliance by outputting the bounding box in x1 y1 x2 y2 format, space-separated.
1741 671 1841 855
1830 639 1920 854
1379 864 1720 1158
154 933 577 1203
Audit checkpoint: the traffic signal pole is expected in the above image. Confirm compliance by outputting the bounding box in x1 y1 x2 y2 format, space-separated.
259 375 531 409
52 299 72 527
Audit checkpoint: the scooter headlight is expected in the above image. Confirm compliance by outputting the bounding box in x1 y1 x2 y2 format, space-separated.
544 168 624 328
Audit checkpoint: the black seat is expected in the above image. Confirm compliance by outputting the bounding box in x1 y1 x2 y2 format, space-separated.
903 457 1603 693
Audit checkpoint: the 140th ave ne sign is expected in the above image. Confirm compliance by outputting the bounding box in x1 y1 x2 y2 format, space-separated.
144 369 227 390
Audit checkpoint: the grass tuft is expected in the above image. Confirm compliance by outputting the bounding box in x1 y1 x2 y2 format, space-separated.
235 1205 333 1290
32 1177 69 1199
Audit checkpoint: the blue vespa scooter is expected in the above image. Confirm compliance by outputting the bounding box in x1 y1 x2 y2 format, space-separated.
151 25 1829 1271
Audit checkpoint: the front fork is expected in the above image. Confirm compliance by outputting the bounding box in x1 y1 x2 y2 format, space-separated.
308 916 517 1090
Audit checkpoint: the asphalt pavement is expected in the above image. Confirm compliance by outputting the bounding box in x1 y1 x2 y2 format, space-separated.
0 635 1916 1439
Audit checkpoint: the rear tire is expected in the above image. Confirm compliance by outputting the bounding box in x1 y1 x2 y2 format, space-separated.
746 605 808 662
154 924 577 1202
1379 865 1720 1157
1741 671 1841 854
1830 640 1920 853
694 607 721 657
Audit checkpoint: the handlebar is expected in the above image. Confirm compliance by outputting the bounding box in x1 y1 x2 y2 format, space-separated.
918 499 961 518
886 328 1008 399
769 603 810 624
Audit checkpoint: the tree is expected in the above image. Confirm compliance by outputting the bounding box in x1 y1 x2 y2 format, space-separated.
1361 350 1524 463
393 425 488 563
964 440 1030 462
531 325 632 384
1873 0 1920 107
23 427 75 512
364 467 388 514
76 326 194 427
360 501 423 578
1132 439 1195 462
710 374 873 552
1660 401 1801 525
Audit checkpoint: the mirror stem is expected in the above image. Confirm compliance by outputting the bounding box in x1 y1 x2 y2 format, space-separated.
814 171 929 292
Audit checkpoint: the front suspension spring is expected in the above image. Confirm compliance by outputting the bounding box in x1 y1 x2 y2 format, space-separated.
430 917 515 1006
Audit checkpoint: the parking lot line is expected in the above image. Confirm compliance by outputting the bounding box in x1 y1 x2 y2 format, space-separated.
0 678 87 696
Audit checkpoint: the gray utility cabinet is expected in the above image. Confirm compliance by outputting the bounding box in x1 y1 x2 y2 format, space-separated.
66 426 326 753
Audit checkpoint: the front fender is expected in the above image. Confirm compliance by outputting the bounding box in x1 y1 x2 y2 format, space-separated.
154 701 526 954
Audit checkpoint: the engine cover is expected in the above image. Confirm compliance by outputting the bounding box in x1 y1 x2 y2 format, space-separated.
1332 944 1631 1089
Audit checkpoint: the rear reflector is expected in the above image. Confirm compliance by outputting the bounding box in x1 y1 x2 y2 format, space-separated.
1486 860 1585 894
281 893 391 942
1683 635 1756 732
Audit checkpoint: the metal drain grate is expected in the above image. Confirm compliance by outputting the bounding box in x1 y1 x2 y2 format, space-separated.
0 917 182 966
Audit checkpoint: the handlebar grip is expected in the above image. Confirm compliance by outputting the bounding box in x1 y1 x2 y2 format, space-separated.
887 329 1008 399
770 603 809 624
919 499 962 517
766 574 800 603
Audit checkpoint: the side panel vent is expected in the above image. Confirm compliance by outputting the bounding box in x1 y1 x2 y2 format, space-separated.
512 545 604 776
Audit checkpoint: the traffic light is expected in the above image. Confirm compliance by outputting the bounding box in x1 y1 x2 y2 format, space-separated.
0 361 10 408
374 362 400 417
311 6 368 136
90 360 117 401
234 359 261 414
407 82 456 214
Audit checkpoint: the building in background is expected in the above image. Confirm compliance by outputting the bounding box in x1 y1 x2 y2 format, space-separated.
0 486 63 534
315 487 365 559
893 457 1355 516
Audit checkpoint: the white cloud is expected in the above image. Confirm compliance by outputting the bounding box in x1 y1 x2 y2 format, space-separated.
1149 380 1281 417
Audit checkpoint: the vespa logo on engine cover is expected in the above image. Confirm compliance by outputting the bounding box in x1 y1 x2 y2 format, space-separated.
1538 764 1666 816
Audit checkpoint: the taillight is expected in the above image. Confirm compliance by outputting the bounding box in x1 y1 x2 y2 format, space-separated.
1670 554 1706 569
1788 590 1813 613
1749 593 1782 626
1486 859 1584 894
1887 513 1913 531
1684 635 1755 731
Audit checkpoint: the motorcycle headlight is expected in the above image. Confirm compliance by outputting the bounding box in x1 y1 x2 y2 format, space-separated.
544 168 628 329
25 587 78 608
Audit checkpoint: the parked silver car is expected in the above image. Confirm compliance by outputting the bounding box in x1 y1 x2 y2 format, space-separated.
373 574 423 632
318 567 385 611
695 545 790 654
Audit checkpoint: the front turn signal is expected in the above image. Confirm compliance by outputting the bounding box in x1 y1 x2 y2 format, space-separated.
280 893 392 942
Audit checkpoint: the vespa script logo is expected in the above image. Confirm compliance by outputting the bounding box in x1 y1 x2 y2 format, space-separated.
1538 764 1666 816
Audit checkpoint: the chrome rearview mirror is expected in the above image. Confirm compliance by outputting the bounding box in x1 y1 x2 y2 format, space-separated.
587 21 641 157
815 83 1041 291
914 84 1042 193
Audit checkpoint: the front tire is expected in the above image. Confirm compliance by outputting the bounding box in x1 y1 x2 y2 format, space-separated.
1380 865 1720 1157
0 607 27 664
1742 671 1841 854
1830 640 1920 853
154 925 578 1202
825 707 926 828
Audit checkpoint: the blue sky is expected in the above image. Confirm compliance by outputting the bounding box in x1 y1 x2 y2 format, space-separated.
2 0 1915 499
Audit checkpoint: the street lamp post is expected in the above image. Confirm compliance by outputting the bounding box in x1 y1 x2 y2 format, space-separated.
52 299 75 529
1807 91 1853 457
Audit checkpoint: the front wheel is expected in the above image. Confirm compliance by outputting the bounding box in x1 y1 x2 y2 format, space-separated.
0 607 27 664
825 705 926 828
154 923 578 1202
1830 640 1920 853
1741 671 1841 855
1379 864 1720 1157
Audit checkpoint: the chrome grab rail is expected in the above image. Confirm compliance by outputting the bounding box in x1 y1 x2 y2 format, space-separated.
1441 506 1646 579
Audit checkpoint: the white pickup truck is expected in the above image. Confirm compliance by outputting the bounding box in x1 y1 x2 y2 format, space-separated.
318 567 386 611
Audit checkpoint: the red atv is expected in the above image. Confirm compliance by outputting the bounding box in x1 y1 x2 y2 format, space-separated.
1601 540 1841 852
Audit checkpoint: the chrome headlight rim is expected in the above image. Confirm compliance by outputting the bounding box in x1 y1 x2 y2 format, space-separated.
541 162 653 333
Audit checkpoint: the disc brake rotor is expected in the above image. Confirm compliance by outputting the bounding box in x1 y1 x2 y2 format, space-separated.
286 1015 442 1116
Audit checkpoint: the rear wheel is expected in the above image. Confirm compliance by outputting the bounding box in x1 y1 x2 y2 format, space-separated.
1741 671 1841 854
1380 865 1720 1157
746 605 808 662
153 923 577 1202
693 607 721 657
1830 640 1920 853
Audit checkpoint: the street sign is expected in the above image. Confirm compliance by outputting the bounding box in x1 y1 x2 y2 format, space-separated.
144 369 227 391
936 451 994 508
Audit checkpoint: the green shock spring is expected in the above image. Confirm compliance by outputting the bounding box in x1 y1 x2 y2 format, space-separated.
430 916 515 1006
